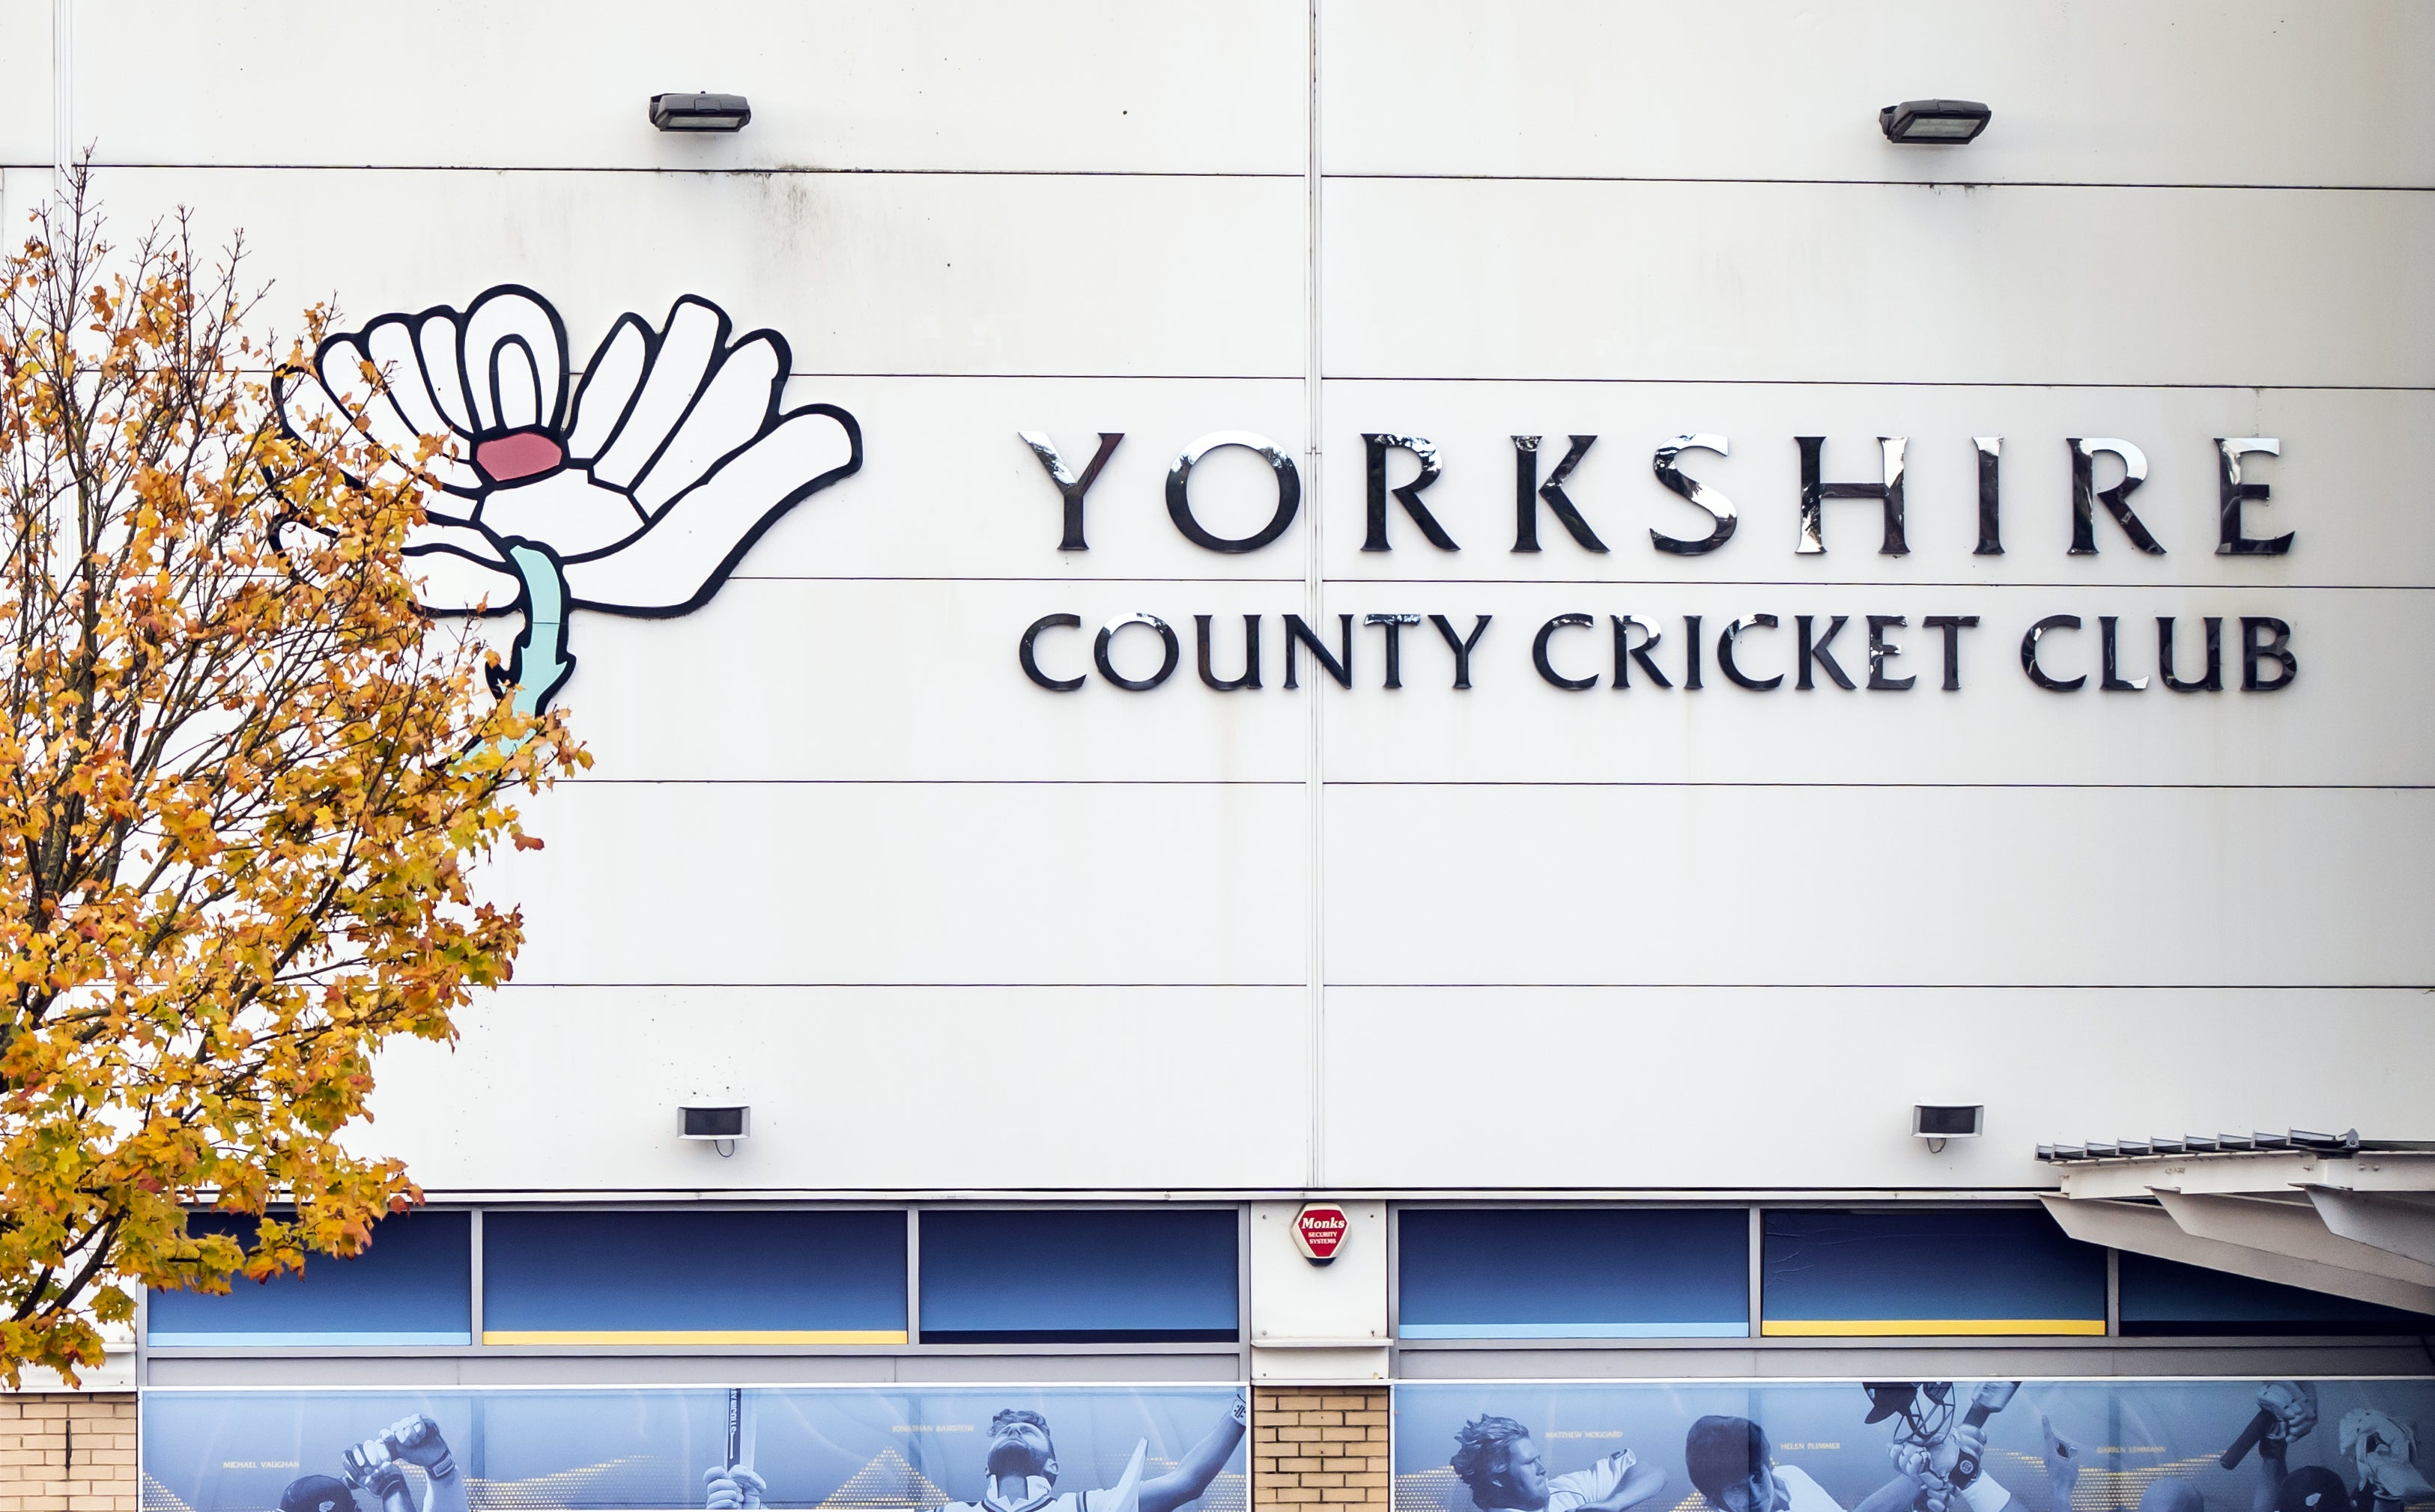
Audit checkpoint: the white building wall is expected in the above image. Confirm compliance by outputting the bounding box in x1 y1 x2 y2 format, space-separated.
0 1 2427 1200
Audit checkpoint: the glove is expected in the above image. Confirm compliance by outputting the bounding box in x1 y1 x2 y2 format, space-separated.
360 1458 410 1503
387 1415 455 1475
706 1464 768 1510
2259 1384 2320 1446
2339 1409 2435 1502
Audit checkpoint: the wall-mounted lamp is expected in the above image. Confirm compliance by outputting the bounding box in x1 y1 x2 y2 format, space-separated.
679 1103 750 1157
1880 99 1992 144
652 93 752 133
1914 1103 1984 1154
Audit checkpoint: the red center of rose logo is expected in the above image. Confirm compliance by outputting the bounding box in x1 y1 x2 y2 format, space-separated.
1292 1202 1348 1263
473 428 566 484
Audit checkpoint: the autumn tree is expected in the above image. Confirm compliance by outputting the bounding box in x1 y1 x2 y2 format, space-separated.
0 165 583 1383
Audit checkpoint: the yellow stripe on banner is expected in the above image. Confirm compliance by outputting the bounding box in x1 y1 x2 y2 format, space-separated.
481 1330 909 1346
1761 1319 2106 1337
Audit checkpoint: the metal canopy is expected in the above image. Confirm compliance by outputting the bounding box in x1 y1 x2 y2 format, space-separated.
2036 1133 2435 1314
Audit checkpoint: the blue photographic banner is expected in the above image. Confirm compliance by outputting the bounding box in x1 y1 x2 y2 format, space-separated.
141 1384 1249 1512
1392 1381 2435 1512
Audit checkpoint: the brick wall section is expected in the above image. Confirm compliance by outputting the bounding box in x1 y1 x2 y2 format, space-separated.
1254 1388 1391 1512
0 1394 137 1512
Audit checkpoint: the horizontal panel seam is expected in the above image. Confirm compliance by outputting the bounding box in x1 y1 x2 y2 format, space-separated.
1318 377 2435 391
1321 981 2435 990
721 577 2435 589
724 575 1309 583
19 164 2433 192
487 980 2435 990
1329 174 2435 193
494 981 1310 989
546 780 2435 789
0 161 1307 178
97 366 2435 389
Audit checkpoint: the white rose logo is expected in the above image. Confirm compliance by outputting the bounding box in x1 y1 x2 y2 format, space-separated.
276 284 861 714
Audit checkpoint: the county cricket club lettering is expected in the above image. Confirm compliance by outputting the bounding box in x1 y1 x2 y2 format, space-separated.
276 285 862 716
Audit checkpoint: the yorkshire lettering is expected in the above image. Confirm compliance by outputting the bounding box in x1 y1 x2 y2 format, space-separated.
1018 431 2292 558
1016 430 2299 696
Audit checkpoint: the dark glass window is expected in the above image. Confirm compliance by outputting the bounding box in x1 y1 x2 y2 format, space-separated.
1398 1207 1749 1338
482 1209 906 1342
1762 1208 2106 1335
2119 1250 2435 1335
918 1209 1238 1344
146 1210 470 1346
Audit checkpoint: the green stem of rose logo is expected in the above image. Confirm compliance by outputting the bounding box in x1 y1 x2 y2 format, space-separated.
504 541 576 718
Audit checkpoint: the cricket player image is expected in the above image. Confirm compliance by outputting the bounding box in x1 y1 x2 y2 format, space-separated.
1685 1415 1852 1512
274 1413 467 1512
706 1389 1249 1512
1446 1414 1667 1512
1685 1394 2044 1512
1846 1382 2050 1512
2228 1382 2435 1512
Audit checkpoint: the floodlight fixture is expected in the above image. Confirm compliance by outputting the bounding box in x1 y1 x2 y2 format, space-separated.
652 93 752 133
679 1103 750 1156
1880 99 1992 144
1914 1103 1984 1153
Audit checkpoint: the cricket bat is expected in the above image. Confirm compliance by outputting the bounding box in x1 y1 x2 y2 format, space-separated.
1104 1440 1150 1512
727 1388 761 1508
2222 1409 2278 1470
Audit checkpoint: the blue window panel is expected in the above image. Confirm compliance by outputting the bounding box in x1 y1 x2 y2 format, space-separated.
2119 1250 2435 1335
1398 1208 1749 1338
918 1209 1238 1343
481 1209 906 1342
1762 1208 2106 1335
145 1210 471 1346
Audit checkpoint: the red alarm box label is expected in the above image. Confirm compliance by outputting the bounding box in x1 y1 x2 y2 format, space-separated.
1291 1202 1350 1263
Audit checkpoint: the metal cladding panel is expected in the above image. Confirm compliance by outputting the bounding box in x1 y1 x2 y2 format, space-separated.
557 578 1313 783
37 166 1308 380
360 986 1313 1192
0 1 48 164
58 0 1309 171
484 781 1306 986
1323 0 2435 186
1322 179 2435 386
711 377 1315 582
1320 988 2435 1191
1323 786 2435 986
